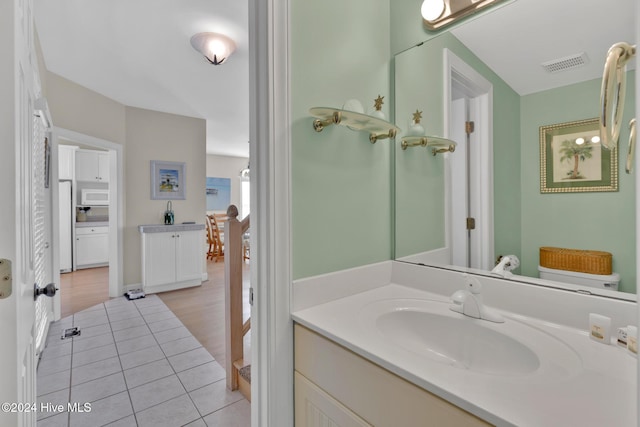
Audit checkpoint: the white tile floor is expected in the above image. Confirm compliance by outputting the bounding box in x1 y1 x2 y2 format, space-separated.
36 294 250 427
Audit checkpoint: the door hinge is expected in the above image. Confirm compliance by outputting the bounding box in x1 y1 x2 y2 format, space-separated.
465 121 475 135
249 287 254 306
466 217 476 230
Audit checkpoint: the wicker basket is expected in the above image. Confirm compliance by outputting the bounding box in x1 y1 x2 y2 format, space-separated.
539 247 612 275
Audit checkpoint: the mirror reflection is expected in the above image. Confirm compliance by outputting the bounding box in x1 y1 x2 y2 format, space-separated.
393 0 637 294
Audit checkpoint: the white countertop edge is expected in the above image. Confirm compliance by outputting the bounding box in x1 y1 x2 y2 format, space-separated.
138 223 205 233
291 311 512 427
75 221 109 227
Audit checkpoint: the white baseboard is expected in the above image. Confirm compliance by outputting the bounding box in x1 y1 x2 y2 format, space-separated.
142 279 202 295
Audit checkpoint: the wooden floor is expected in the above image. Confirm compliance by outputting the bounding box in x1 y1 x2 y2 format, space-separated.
59 259 251 368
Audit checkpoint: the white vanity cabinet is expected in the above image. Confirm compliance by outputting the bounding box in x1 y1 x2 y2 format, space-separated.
139 224 205 293
75 226 109 268
75 149 109 183
294 325 491 427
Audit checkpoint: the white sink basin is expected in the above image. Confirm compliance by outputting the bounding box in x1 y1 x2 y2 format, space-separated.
360 298 582 378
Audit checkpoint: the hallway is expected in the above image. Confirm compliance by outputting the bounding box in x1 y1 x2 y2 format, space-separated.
38 261 251 426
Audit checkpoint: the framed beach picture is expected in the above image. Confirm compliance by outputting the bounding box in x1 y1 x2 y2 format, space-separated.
150 160 186 200
540 118 618 193
206 177 231 211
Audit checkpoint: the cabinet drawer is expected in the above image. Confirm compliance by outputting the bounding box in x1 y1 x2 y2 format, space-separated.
76 226 109 235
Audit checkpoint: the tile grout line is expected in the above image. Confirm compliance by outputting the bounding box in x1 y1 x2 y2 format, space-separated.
104 298 140 427
133 296 203 426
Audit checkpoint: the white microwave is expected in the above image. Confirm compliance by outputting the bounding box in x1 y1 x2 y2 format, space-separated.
81 189 109 206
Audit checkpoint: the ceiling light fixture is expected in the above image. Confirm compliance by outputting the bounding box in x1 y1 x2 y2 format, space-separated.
421 0 508 31
190 32 236 65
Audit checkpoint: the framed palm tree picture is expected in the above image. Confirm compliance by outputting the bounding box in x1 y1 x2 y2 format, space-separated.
540 118 618 193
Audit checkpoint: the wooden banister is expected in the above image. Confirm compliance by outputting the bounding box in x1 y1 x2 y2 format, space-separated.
224 204 250 391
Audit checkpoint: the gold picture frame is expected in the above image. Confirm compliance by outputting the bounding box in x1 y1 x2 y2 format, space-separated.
540 118 618 193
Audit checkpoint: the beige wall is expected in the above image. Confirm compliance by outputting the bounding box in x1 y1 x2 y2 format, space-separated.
45 72 126 144
124 107 206 284
205 154 248 213
44 71 206 287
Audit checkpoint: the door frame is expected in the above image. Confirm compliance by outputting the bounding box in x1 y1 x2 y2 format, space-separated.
50 127 124 320
250 0 294 425
443 48 494 271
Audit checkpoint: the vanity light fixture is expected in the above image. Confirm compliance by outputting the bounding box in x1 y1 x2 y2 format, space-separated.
575 136 601 145
190 32 236 65
421 0 509 31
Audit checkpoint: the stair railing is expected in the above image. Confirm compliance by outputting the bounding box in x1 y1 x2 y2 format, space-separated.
224 204 250 391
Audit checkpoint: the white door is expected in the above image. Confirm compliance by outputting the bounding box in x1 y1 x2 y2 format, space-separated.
0 0 42 425
175 230 203 282
445 49 494 272
145 232 177 287
450 97 469 267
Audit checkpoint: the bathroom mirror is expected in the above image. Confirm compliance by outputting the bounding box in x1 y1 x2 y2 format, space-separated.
393 0 637 294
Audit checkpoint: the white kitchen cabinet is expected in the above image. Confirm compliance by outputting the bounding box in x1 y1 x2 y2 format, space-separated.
75 149 110 183
140 225 204 293
58 145 77 181
75 226 109 268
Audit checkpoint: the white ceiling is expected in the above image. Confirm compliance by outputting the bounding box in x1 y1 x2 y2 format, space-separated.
451 0 637 95
34 0 250 158
34 0 636 158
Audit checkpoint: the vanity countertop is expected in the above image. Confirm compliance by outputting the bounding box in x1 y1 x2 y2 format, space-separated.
292 283 637 427
138 223 205 233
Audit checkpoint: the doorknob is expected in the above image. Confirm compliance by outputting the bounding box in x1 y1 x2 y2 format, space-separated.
34 283 58 300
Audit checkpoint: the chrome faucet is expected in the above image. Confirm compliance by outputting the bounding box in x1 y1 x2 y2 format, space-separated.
450 274 504 323
490 254 520 278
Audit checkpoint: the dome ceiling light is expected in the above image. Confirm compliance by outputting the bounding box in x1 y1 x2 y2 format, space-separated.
190 32 236 65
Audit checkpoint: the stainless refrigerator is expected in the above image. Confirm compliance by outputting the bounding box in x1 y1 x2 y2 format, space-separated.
59 180 72 272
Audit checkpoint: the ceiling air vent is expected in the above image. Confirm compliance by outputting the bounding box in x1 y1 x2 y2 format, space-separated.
541 52 589 73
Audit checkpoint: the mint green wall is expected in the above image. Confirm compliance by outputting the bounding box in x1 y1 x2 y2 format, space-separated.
394 32 521 259
520 74 636 293
394 35 446 257
291 0 392 279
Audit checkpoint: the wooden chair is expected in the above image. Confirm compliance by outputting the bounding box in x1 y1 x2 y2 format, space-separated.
208 214 225 262
205 215 216 260
242 233 250 261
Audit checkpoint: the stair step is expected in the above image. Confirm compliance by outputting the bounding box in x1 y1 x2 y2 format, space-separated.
238 364 251 383
233 359 251 383
233 359 251 401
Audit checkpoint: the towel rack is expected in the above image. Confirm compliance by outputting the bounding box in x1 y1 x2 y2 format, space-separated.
599 42 636 150
626 119 636 174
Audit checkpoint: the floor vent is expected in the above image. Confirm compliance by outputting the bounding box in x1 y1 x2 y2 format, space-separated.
61 327 81 339
541 52 589 73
